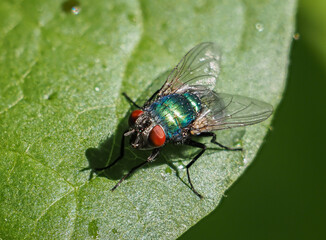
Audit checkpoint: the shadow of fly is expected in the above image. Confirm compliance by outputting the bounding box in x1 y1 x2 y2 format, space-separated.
95 42 273 198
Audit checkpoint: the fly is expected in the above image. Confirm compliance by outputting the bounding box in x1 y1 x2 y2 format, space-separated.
96 42 273 198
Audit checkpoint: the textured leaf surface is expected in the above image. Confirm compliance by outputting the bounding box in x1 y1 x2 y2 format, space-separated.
0 0 296 239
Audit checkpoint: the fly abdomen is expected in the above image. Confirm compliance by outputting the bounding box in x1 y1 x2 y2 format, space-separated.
183 92 202 113
148 93 201 141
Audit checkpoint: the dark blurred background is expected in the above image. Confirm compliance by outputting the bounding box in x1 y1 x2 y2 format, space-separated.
180 0 326 239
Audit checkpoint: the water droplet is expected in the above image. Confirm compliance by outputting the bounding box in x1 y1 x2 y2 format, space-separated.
62 0 81 15
43 92 57 100
161 173 167 180
71 6 81 15
293 32 300 40
255 23 264 32
95 87 100 92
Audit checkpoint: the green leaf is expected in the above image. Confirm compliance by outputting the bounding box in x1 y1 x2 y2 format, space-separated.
0 0 296 239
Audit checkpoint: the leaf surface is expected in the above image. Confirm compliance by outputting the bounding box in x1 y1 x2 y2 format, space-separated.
0 0 296 239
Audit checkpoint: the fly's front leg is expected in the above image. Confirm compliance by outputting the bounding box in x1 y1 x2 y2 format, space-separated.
199 132 242 151
146 89 160 103
111 148 160 191
122 92 141 108
95 130 128 171
185 139 206 199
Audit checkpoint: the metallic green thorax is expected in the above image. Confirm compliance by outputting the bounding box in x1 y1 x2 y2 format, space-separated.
148 93 202 140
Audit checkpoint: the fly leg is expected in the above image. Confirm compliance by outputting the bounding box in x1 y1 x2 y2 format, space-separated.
123 89 159 109
199 132 243 151
185 139 206 199
146 89 160 103
95 130 128 171
122 92 141 108
111 148 160 191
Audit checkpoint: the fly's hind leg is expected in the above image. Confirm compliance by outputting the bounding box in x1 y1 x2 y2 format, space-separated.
199 132 243 151
185 139 207 199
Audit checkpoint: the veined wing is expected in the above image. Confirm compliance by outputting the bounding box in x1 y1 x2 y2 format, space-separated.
190 90 273 134
158 42 221 97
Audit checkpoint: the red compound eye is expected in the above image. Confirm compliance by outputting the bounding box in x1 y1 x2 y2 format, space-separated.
129 109 143 126
149 125 166 147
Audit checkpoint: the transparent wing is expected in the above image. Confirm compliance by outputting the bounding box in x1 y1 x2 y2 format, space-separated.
158 42 221 97
191 90 273 134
